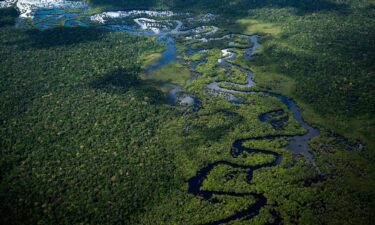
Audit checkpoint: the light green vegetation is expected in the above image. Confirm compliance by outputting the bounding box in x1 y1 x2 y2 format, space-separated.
191 39 229 50
233 19 282 36
252 67 296 95
176 43 188 55
148 62 191 86
216 66 248 85
141 52 163 69
190 53 204 61
194 49 222 75
227 50 253 70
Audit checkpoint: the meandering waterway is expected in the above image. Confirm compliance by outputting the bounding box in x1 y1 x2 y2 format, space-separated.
1 1 322 223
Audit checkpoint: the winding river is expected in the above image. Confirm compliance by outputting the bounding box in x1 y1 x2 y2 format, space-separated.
188 34 321 224
2 2 322 224
205 36 320 171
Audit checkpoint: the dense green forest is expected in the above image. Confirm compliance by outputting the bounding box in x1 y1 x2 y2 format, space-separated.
0 0 374 224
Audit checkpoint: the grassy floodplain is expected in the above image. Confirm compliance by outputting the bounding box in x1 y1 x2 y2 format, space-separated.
148 62 191 86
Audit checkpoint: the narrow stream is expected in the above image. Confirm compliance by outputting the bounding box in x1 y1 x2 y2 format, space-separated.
188 34 321 224
188 35 321 225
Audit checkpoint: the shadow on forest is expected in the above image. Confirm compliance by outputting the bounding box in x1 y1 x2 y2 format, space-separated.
87 0 158 10
91 68 167 104
0 8 19 27
20 27 107 49
2 26 107 49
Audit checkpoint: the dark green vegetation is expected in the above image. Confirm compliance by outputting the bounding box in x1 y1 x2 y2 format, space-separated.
1 0 375 224
0 8 175 224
